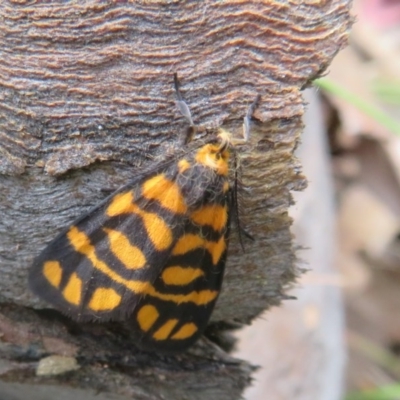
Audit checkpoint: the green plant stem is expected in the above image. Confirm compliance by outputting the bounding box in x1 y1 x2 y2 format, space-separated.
314 78 400 136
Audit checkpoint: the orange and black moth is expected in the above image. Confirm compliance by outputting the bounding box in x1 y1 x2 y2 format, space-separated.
29 75 256 353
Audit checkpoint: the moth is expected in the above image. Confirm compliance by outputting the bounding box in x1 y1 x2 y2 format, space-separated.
29 74 258 353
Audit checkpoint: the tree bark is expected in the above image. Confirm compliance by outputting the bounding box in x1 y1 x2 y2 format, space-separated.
0 1 352 399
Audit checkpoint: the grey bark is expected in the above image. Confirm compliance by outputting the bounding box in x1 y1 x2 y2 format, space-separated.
0 1 352 399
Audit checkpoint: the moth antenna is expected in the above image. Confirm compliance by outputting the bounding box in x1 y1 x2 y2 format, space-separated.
174 73 196 144
242 94 260 141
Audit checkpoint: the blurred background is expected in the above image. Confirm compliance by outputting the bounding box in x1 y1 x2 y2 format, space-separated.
234 1 400 399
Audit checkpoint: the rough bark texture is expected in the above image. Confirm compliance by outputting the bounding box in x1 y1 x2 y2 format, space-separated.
0 1 352 399
234 89 345 400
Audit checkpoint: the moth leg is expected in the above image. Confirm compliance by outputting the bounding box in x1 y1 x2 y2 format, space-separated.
237 94 261 244
242 94 261 141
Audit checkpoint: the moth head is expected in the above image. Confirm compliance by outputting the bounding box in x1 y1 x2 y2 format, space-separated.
194 129 231 176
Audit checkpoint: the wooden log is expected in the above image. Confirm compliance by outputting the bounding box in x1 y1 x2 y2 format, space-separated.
0 1 352 398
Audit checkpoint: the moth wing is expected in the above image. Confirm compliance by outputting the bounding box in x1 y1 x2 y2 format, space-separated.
128 200 231 352
29 167 189 322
